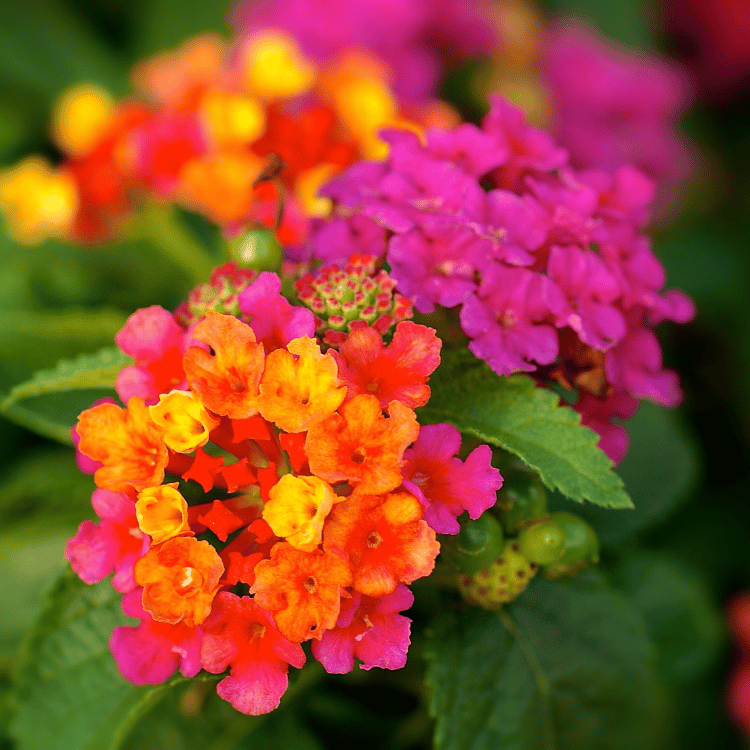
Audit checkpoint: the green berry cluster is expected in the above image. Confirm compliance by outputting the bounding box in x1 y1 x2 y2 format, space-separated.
447 460 600 609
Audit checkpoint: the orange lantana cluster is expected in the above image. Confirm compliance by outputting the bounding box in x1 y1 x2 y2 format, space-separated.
0 32 456 247
70 292 451 715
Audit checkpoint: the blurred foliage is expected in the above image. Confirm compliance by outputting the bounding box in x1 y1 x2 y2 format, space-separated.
0 0 748 748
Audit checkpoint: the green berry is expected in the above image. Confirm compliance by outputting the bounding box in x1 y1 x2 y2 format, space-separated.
458 540 537 609
543 512 600 578
518 519 565 565
227 227 283 272
498 471 548 534
446 513 505 574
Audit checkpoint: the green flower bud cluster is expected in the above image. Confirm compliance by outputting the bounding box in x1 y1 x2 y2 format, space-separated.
293 254 413 346
448 465 600 610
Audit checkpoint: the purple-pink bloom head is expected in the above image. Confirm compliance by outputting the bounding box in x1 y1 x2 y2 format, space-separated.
460 265 567 376
542 23 693 209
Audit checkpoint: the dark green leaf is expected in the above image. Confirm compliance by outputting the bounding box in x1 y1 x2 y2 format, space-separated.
419 351 632 508
425 571 658 750
550 402 699 547
0 0 126 103
1 347 130 408
10 572 189 750
616 553 724 685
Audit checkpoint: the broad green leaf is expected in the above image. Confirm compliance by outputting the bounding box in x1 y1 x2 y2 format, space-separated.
425 571 658 750
122 682 324 750
616 553 723 685
1 347 131 409
0 517 79 652
418 351 632 508
549 402 698 546
0 308 128 395
0 1 126 103
10 572 190 750
132 0 230 57
0 446 92 520
1 389 119 445
543 0 656 50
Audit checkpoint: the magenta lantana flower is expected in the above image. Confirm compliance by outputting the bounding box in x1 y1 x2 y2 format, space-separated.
460 265 568 376
115 305 189 404
311 584 414 673
65 489 149 593
200 592 306 716
238 271 316 352
110 589 203 685
402 423 503 535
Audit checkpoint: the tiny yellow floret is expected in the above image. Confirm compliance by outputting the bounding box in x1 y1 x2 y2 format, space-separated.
263 474 340 552
52 83 115 156
257 336 346 433
149 390 219 453
241 32 316 99
0 157 78 244
199 91 266 148
136 483 192 545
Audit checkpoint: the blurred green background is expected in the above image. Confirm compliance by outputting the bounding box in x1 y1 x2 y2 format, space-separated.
0 0 749 748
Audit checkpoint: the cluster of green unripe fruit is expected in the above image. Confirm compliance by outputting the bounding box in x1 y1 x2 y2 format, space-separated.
444 467 600 609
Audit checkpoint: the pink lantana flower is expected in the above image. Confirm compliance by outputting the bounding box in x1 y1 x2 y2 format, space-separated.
460 265 568 377
237 272 315 352
402 423 503 535
333 321 441 410
605 319 682 407
110 588 203 685
115 305 189 404
388 225 487 313
65 489 149 592
200 592 306 715
312 584 414 673
576 391 639 465
547 244 625 351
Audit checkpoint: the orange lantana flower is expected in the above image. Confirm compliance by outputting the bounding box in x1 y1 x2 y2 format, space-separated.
183 311 265 418
76 397 168 493
134 536 224 627
263 474 340 552
323 491 439 597
135 483 192 545
257 336 346 433
149 389 219 453
251 543 352 642
305 394 419 495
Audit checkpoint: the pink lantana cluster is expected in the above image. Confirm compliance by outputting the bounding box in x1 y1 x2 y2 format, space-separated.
65 261 503 715
542 23 694 214
311 94 695 463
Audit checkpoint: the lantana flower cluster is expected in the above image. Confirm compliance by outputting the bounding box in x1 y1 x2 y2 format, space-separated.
308 94 695 463
66 264 502 715
0 29 455 246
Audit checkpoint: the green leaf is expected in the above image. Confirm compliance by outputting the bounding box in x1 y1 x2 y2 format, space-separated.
616 553 724 685
9 572 191 750
0 345 130 443
132 0 229 58
0 446 92 519
418 351 632 508
1 347 130 409
550 402 698 547
0 307 128 395
425 571 658 750
0 0 127 103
